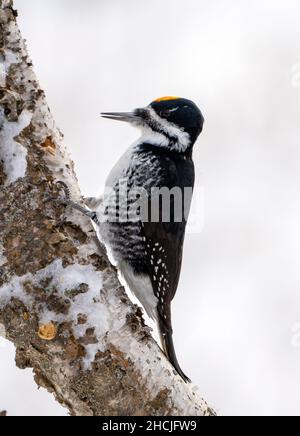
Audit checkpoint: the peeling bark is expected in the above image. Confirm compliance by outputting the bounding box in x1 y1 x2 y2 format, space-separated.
0 0 215 416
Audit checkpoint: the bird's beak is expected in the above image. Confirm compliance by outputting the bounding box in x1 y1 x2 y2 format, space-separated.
101 111 141 123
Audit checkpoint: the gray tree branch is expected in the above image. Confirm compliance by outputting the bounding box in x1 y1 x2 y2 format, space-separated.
0 0 215 416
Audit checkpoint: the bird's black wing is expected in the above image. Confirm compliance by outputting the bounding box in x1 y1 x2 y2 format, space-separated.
142 217 191 382
135 146 194 381
142 217 185 326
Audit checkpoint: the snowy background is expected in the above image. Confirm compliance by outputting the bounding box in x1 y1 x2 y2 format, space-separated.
1 0 300 416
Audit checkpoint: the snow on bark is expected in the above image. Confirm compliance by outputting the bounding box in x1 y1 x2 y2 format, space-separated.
0 0 215 416
0 108 31 184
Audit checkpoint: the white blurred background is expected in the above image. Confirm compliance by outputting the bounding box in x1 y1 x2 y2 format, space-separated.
1 0 300 416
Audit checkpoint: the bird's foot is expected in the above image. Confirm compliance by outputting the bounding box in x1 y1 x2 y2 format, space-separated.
45 181 99 224
44 180 71 210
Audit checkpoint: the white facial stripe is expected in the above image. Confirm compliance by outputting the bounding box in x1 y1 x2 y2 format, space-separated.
144 107 191 152
139 125 170 148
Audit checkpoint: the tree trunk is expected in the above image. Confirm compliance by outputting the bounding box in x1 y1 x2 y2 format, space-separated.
0 0 215 416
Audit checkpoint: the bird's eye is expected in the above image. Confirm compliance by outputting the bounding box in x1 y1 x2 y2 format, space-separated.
160 110 170 118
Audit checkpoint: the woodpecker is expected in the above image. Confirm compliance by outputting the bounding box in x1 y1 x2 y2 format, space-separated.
61 97 204 382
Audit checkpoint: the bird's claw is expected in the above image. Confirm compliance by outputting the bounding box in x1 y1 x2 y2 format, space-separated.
44 181 71 205
44 180 99 224
55 181 71 201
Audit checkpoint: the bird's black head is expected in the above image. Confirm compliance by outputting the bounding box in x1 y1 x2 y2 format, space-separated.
101 96 204 153
149 97 204 146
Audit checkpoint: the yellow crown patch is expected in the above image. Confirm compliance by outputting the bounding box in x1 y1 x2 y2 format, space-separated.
153 96 180 103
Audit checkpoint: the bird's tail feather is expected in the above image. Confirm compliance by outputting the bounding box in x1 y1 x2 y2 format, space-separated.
159 323 191 383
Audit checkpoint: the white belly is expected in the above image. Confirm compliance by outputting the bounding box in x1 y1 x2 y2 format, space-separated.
118 260 158 321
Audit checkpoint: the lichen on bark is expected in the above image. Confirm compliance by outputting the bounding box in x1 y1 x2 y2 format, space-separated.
0 0 215 416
